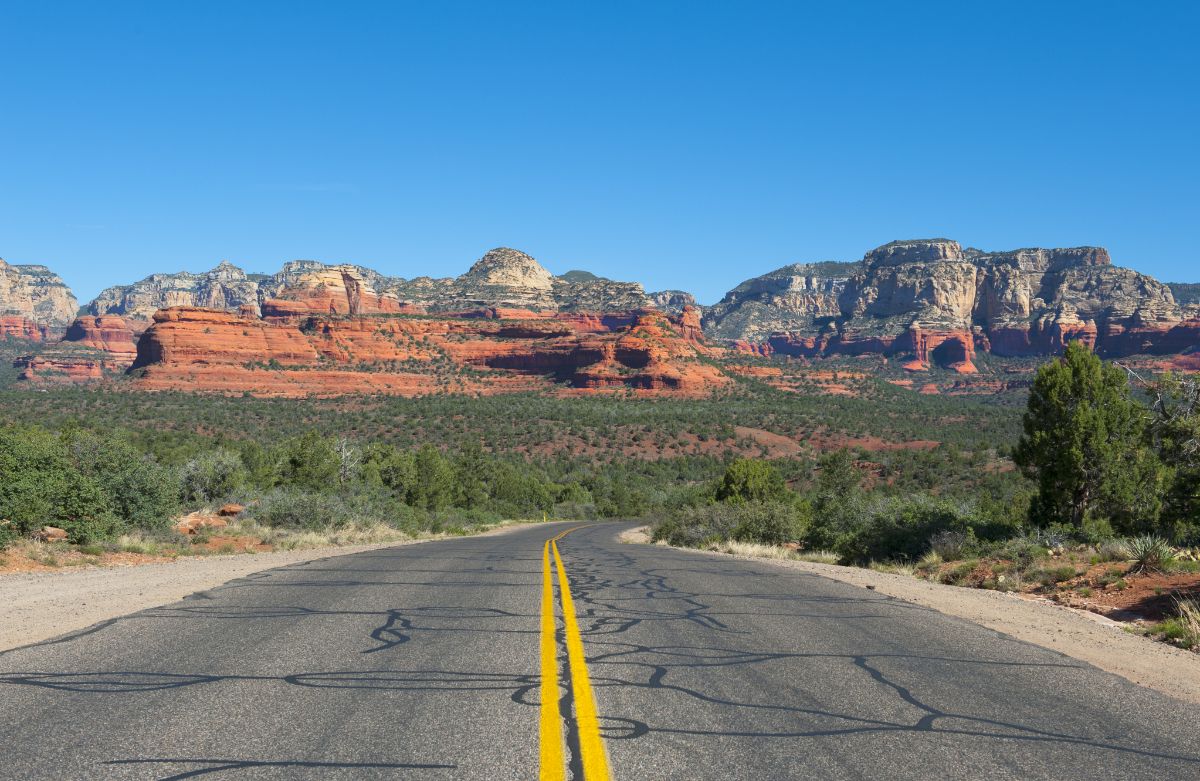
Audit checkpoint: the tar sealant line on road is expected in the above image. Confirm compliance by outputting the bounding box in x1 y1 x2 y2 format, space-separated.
540 526 612 781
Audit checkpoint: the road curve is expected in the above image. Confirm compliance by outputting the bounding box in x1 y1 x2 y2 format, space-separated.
0 521 1197 780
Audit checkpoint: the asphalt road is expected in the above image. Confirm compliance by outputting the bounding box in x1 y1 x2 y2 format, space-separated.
1 521 1198 780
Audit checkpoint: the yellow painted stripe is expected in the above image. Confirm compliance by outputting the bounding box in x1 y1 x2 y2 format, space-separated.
552 538 612 781
539 540 565 781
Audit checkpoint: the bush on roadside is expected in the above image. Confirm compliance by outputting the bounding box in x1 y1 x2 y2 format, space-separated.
831 496 977 564
715 459 790 504
69 432 179 531
247 489 356 530
928 529 977 562
0 519 19 548
180 449 247 504
652 501 805 548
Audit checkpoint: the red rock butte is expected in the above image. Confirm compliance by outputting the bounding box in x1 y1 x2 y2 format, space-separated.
121 304 728 398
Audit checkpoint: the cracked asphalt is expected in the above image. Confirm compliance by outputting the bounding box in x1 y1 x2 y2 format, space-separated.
1 521 1198 780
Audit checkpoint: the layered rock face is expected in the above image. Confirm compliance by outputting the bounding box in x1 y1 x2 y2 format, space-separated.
88 261 260 324
12 315 138 384
703 261 858 343
0 258 78 328
647 290 698 315
391 248 656 312
258 262 411 316
126 306 729 398
0 316 50 341
64 316 139 358
711 239 1199 372
86 247 683 322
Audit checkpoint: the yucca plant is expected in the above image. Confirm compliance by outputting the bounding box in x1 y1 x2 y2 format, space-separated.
1125 535 1176 575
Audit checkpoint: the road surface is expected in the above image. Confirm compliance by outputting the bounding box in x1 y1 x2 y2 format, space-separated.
0 521 1197 780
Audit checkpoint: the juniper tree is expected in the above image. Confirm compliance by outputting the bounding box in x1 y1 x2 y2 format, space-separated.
1014 343 1162 531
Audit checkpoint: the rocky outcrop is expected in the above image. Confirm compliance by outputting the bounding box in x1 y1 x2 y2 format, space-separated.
14 352 122 383
1167 283 1200 320
64 316 138 358
88 261 260 324
258 262 409 316
11 315 140 384
0 258 78 328
648 290 698 315
703 261 858 342
0 316 49 341
713 239 1200 371
130 307 321 370
126 306 729 398
390 249 655 313
86 248 677 321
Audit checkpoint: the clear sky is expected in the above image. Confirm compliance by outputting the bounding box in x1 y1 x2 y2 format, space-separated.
2 1 1197 305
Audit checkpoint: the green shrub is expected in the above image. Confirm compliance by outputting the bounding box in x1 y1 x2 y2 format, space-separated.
731 501 808 545
928 529 977 562
69 433 179 530
276 432 340 493
652 503 739 547
715 459 789 504
653 501 806 547
833 496 977 564
1092 539 1130 563
249 490 355 530
52 476 121 543
938 560 979 585
0 519 18 548
990 536 1050 568
1027 564 1078 587
180 449 247 504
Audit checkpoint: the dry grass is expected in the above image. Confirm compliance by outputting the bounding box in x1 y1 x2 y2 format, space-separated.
870 561 917 576
225 521 413 551
223 518 533 551
706 540 840 564
1174 598 1200 648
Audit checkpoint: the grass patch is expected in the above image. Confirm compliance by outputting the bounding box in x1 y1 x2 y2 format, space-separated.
1144 599 1200 650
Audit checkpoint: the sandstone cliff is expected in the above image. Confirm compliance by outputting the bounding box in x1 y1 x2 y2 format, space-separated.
85 247 681 321
125 306 729 398
709 239 1200 372
88 261 261 324
0 258 78 328
390 248 656 312
11 315 138 385
648 290 698 315
0 317 50 341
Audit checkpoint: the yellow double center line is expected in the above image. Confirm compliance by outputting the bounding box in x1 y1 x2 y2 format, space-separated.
540 527 611 781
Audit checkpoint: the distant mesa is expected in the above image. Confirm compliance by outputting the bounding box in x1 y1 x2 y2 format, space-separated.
82 247 671 322
0 256 78 330
705 238 1199 373
121 304 727 398
4 239 1199 395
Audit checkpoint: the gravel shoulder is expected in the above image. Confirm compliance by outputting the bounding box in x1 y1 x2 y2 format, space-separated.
0 521 540 653
620 527 1200 705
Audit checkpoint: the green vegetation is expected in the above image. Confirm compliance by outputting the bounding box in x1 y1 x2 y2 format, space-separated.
1146 599 1200 650
1167 282 1200 305
0 427 179 542
654 343 1200 575
0 424 587 545
3 335 1198 628
1014 343 1162 533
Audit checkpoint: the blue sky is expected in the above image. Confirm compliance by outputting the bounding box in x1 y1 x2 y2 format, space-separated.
1 1 1197 305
